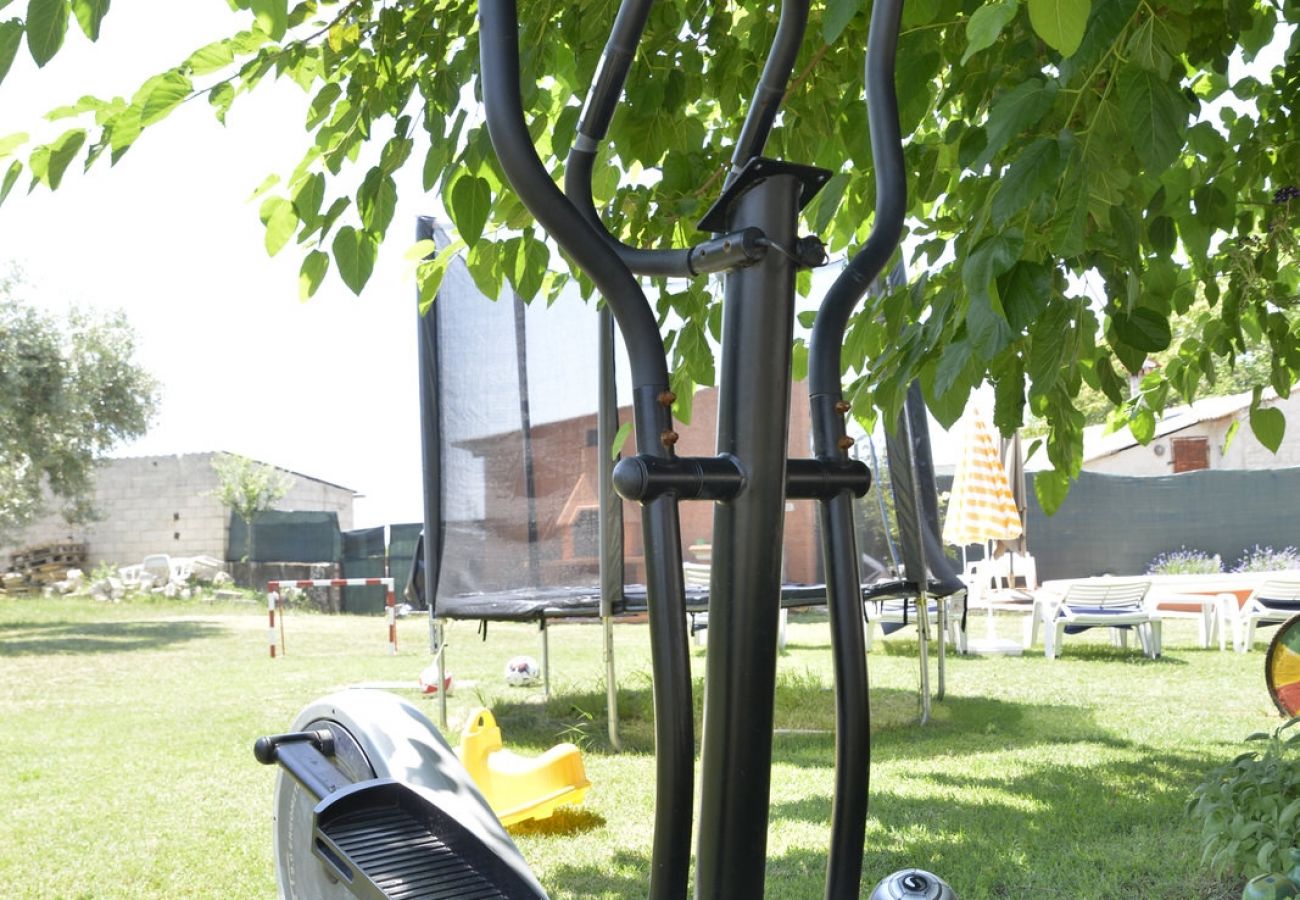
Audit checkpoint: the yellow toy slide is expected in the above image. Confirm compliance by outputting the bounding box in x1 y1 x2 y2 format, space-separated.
457 707 591 827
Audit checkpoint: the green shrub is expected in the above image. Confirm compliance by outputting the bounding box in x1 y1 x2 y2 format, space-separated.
1148 547 1223 575
1189 717 1300 878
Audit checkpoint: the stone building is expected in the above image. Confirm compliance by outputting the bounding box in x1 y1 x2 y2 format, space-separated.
3 452 356 569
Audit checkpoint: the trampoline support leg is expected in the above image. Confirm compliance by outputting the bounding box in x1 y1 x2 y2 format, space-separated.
434 619 449 730
937 597 946 702
603 614 621 751
540 618 551 701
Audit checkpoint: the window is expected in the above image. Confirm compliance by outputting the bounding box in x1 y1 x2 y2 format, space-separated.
1171 436 1210 473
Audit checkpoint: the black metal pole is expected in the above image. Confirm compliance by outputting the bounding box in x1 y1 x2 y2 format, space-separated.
512 292 543 587
694 171 802 900
805 0 906 891
479 5 692 896
597 305 624 751
726 0 810 186
416 216 443 613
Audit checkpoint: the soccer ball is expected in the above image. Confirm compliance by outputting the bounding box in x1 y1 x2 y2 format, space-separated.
418 663 453 695
504 655 541 687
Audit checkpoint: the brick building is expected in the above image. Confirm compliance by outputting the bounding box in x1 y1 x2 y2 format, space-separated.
454 384 821 586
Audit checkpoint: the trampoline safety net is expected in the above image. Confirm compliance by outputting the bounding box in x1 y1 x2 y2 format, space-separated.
422 224 827 621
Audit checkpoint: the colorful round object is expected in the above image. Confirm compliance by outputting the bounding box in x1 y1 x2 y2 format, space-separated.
1265 615 1300 717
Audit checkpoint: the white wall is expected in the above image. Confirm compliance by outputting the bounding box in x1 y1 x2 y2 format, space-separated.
1085 392 1300 475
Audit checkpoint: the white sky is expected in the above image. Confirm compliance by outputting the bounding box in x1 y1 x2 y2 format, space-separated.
1 2 436 527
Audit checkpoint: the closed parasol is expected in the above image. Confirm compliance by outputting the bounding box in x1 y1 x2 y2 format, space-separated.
942 411 1023 549
943 410 1024 654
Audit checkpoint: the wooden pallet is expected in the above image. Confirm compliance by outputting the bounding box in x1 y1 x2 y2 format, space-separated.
9 542 87 588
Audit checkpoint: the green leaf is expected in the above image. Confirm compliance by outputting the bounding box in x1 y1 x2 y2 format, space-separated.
186 39 234 75
1112 308 1171 352
404 239 436 262
1129 406 1155 443
1221 418 1241 455
1028 300 1074 396
138 71 193 126
1118 65 1188 171
1147 215 1176 257
976 79 1058 168
0 19 23 87
448 174 491 248
963 0 1018 64
991 137 1061 225
291 172 324 231
1048 154 1089 257
259 195 298 257
810 172 849 234
25 0 67 67
823 0 858 43
298 249 329 300
1250 404 1285 454
0 130 26 158
0 159 21 207
611 421 633 460
1000 261 1052 331
71 0 108 41
250 0 287 40
506 234 550 302
1027 0 1090 56
1034 468 1071 515
466 239 502 299
356 168 397 234
28 128 84 189
331 226 377 295
413 238 465 312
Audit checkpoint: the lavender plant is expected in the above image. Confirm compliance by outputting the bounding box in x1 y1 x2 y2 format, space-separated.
1147 548 1223 576
1234 546 1300 574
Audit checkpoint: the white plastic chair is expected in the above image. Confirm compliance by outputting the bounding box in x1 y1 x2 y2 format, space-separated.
967 551 1038 593
1233 578 1300 652
1032 578 1159 659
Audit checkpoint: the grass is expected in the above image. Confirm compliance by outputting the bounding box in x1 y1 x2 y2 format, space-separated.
0 594 1274 898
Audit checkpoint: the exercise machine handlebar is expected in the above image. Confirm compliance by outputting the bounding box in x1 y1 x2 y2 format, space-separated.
807 0 907 451
725 0 811 187
479 0 668 400
565 0 811 276
480 5 695 898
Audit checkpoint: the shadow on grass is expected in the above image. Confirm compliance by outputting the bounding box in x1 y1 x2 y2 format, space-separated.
0 619 220 656
540 849 654 897
767 749 1233 898
509 806 605 837
485 678 1131 770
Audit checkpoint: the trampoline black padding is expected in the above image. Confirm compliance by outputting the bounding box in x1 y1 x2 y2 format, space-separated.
424 582 834 622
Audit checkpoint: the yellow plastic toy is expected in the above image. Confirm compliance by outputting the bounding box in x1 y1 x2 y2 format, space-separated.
456 707 591 827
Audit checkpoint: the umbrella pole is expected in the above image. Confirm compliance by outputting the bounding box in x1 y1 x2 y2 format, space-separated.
985 540 998 639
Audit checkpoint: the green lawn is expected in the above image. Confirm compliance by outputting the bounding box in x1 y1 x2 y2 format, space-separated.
0 594 1270 898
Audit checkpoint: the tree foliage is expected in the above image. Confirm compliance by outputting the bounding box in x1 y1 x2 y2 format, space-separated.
0 271 158 541
1 0 1298 511
208 452 294 562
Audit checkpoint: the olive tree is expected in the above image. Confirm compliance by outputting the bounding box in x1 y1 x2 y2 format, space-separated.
0 271 159 541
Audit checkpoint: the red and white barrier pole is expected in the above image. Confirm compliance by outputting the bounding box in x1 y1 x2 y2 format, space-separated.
265 578 396 657
386 587 398 655
267 589 279 658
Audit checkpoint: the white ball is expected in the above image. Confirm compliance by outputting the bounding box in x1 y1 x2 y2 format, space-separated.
504 655 540 686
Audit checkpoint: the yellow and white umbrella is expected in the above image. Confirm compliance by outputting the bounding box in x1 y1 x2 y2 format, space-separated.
942 410 1023 548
